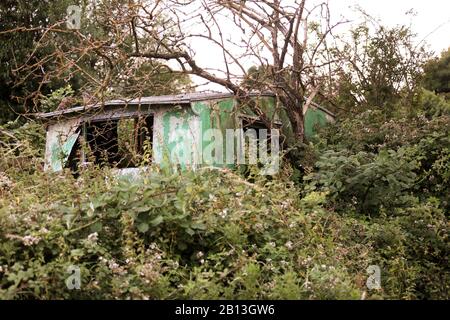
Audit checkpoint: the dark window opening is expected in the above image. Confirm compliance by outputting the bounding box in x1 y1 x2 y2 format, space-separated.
68 115 154 170
242 118 273 155
86 120 120 165
240 117 275 180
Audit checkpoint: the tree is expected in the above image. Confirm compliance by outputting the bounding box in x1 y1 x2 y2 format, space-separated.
5 0 347 144
0 0 192 119
423 47 450 96
325 22 431 115
0 0 75 122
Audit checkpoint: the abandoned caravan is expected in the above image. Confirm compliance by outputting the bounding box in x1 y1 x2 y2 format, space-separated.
36 92 335 175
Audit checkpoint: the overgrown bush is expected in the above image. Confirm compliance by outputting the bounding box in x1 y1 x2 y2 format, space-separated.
308 90 450 213
0 166 447 299
292 88 449 299
0 120 45 173
304 148 418 215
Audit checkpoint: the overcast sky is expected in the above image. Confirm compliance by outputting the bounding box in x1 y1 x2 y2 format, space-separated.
329 0 450 53
188 0 450 91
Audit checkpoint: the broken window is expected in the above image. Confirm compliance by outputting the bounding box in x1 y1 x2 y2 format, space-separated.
240 116 280 176
86 120 120 165
68 115 154 170
242 117 273 163
44 118 82 172
116 116 154 168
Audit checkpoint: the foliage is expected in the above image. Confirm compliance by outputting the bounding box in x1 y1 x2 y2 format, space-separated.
328 23 431 115
308 89 450 213
423 47 450 96
0 4 448 301
39 85 75 113
0 159 448 299
304 148 418 215
0 0 192 123
294 73 449 299
0 0 76 121
0 83 448 301
0 120 45 173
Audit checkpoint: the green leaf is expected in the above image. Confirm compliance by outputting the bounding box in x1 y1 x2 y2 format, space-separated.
135 206 152 213
70 249 84 257
137 222 149 233
90 222 103 233
150 215 164 226
192 222 207 230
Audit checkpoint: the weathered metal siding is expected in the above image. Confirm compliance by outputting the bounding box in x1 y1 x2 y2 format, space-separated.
194 98 236 168
304 107 333 139
143 96 279 170
44 118 81 171
153 98 238 170
42 94 333 172
156 106 201 170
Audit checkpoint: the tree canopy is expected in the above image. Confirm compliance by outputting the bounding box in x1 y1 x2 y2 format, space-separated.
423 47 450 95
0 0 191 122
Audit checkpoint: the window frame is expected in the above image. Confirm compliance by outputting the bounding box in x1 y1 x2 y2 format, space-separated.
75 110 155 170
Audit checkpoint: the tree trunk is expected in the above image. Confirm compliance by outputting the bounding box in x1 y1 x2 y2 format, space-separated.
279 95 305 144
291 109 305 143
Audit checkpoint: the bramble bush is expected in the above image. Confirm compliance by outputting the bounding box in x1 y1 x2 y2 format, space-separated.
307 90 450 214
0 166 362 299
0 120 45 174
0 163 448 299
304 148 418 215
298 89 449 298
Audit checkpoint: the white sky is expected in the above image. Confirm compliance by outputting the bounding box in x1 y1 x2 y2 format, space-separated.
185 0 450 91
329 0 450 54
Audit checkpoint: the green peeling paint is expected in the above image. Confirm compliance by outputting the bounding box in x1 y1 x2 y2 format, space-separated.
159 107 200 170
192 98 237 168
50 131 80 171
305 108 328 139
155 96 330 170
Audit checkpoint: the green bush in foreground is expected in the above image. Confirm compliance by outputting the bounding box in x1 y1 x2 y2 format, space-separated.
0 167 448 299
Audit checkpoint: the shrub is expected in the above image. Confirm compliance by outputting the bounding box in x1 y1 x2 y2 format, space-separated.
0 120 45 174
304 148 417 215
0 166 447 300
